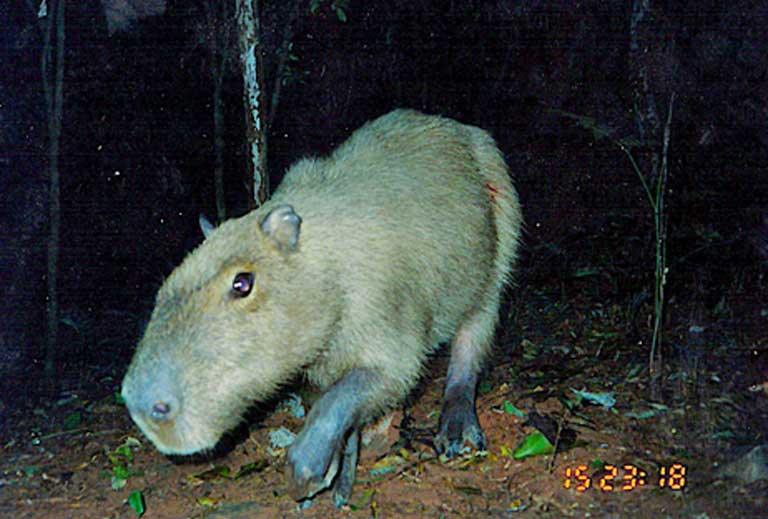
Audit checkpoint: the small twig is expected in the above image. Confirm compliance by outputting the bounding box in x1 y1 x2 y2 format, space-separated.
546 408 571 473
38 427 122 441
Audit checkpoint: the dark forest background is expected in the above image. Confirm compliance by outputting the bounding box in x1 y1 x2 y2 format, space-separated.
1 0 766 430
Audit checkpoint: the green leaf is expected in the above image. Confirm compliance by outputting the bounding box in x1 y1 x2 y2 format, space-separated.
512 432 554 460
624 403 667 419
503 400 525 418
63 412 81 430
558 395 576 411
194 465 232 481
519 338 541 361
114 464 131 479
234 459 269 479
477 380 493 395
589 330 619 339
114 464 132 479
60 317 80 333
22 465 40 478
369 454 405 476
617 135 644 148
547 108 617 142
128 490 145 516
349 487 376 510
335 8 347 22
114 445 134 461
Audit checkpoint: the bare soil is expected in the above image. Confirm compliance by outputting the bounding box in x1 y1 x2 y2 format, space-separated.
2 289 767 519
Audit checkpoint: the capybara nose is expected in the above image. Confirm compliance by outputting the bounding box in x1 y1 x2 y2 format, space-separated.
150 400 173 421
125 388 180 424
122 371 181 424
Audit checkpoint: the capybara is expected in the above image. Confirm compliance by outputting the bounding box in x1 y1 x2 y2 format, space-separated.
121 109 522 506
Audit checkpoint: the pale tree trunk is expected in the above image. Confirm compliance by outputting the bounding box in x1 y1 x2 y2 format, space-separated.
40 0 66 384
235 0 268 206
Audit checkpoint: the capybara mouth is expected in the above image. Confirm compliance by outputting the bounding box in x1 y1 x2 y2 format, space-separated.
129 411 220 456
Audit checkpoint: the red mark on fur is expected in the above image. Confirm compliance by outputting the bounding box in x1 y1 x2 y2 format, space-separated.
485 182 501 205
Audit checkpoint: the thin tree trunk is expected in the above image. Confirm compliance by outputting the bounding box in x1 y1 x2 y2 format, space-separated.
629 0 660 144
267 0 304 128
44 0 66 384
236 0 268 207
205 0 231 222
213 75 226 221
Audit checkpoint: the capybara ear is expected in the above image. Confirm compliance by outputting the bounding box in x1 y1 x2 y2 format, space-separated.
260 204 302 251
199 214 215 238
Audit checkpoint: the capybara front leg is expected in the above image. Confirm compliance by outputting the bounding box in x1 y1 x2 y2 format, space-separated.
435 322 488 458
285 369 376 504
331 427 359 507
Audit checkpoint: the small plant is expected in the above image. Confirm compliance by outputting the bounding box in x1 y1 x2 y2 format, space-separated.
550 94 676 386
107 437 142 490
105 438 145 515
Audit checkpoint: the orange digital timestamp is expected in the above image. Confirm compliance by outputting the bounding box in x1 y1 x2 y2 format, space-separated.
563 463 686 492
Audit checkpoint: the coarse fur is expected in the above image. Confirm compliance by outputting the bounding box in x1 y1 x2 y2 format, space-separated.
122 109 521 463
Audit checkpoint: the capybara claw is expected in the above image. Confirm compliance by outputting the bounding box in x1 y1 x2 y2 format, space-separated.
332 488 351 509
285 440 341 501
435 411 486 458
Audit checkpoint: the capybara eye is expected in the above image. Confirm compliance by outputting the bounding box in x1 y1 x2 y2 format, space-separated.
232 272 254 297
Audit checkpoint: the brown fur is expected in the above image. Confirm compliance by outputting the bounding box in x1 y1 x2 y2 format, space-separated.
122 109 522 456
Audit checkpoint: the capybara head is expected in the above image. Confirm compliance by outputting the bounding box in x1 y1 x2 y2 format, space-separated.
121 204 311 454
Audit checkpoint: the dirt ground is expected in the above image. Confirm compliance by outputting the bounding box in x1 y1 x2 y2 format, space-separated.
2 284 767 519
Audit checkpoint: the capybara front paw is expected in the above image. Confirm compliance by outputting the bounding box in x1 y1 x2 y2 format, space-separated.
435 407 486 458
330 454 355 507
285 442 341 501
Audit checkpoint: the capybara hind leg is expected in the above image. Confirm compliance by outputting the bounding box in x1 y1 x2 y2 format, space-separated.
285 369 376 504
435 312 494 457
